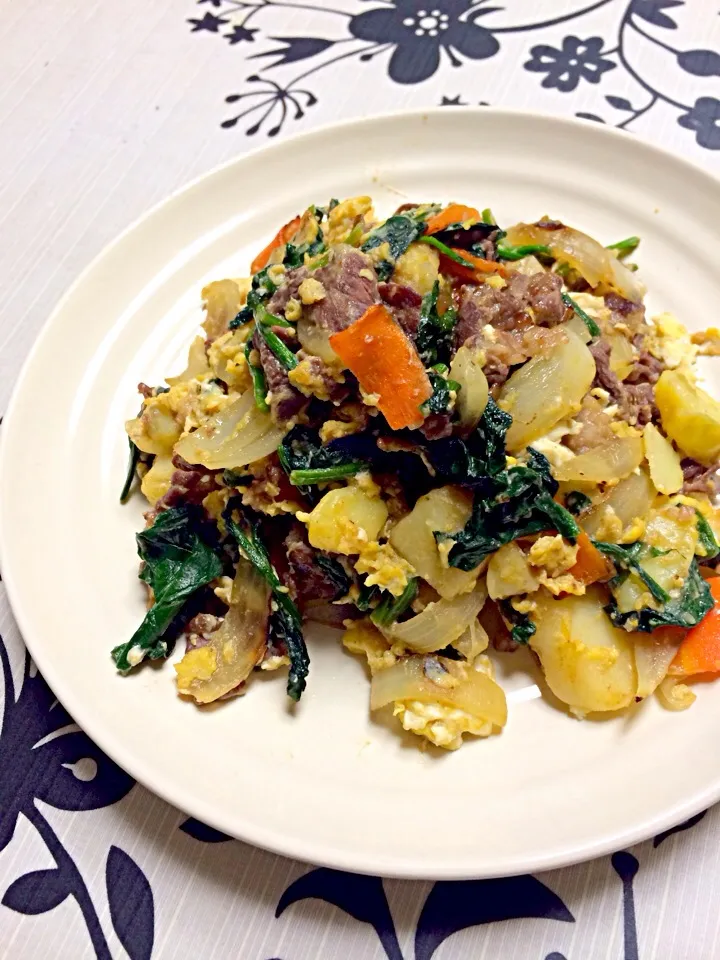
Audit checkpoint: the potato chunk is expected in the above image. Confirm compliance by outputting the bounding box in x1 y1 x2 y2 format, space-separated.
655 368 720 464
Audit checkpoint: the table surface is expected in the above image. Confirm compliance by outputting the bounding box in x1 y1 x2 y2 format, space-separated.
3 1 720 957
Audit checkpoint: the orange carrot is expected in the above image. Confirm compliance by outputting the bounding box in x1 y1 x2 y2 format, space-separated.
425 204 480 235
569 531 614 585
250 215 301 275
329 304 432 431
671 578 720 676
439 248 508 284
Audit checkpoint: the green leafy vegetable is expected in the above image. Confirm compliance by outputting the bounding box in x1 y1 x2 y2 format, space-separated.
283 237 325 269
481 207 497 225
120 438 142 504
361 212 426 281
695 510 720 560
435 406 579 570
496 242 551 261
278 426 367 495
593 540 670 604
315 555 351 600
229 266 278 329
370 578 419 628
604 557 713 632
256 321 298 370
418 235 475 266
244 341 269 412
112 507 223 672
421 368 460 416
606 236 640 257
222 469 252 487
500 600 536 645
355 582 380 612
415 280 457 367
226 509 309 700
565 491 592 516
561 292 601 338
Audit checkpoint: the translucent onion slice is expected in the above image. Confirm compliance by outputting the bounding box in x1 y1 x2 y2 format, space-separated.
298 316 340 365
505 222 645 301
554 436 644 485
370 655 507 727
449 344 489 430
174 391 286 469
635 631 683 699
582 468 654 538
166 335 210 386
387 583 486 653
175 559 270 704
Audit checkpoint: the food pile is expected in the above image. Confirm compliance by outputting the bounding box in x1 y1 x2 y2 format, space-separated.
118 197 720 750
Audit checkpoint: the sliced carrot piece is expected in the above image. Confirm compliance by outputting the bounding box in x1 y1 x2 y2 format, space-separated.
439 248 508 284
425 204 480 235
329 304 432 431
569 530 614 585
671 578 720 676
250 215 302 275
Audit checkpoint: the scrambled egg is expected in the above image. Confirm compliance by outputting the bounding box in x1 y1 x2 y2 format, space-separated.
354 542 415 597
395 657 497 751
289 357 334 400
529 535 578 578
208 329 253 392
342 620 397 674
647 312 697 370
284 298 302 322
326 196 374 245
527 418 580 469
298 277 326 304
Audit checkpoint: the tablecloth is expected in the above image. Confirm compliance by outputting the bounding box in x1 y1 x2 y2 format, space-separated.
3 1 720 957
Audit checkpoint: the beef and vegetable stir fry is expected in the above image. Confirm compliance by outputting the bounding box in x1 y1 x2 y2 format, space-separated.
117 197 720 750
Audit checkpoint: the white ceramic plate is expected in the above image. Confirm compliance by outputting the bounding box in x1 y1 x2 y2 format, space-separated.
3 109 720 880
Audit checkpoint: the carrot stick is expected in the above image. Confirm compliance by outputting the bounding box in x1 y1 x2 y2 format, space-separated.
439 248 508 284
425 204 480 235
329 304 432 431
250 215 301 275
569 531 614 585
671 578 720 676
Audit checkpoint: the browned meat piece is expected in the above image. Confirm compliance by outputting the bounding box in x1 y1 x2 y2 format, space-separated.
605 292 646 337
285 523 345 605
306 249 379 334
378 282 423 337
154 455 219 513
293 353 350 405
625 348 664 386
138 382 155 399
682 458 720 496
267 266 309 316
589 340 657 426
473 326 567 391
455 273 568 348
565 396 615 454
253 327 307 425
419 413 453 440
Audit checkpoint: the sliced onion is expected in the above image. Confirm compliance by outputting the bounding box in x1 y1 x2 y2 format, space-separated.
505 222 645 301
166 336 209 386
370 655 507 727
635 631 683 699
175 559 270 704
298 316 339 365
582 468 654 538
554 436 643 484
387 583 486 653
449 344 489 430
174 391 286 469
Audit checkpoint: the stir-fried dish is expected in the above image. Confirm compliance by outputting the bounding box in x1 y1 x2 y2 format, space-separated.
118 198 720 750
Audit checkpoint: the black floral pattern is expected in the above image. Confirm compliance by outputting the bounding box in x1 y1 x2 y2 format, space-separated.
525 36 615 92
678 97 720 150
349 1 499 84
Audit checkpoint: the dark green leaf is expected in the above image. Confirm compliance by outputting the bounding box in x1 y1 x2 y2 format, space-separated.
256 321 298 370
561 292 601 338
355 582 380 612
315 556 351 600
606 560 713 632
361 213 426 281
278 426 367 494
415 280 457 367
606 236 640 256
370 578 419 628
421 371 460 416
696 510 720 560
120 438 142 504
289 462 365 485
418 235 474 266
593 539 670 603
496 242 552 261
229 267 278 330
113 507 223 672
565 490 592 516
500 601 536 645
222 469 252 487
244 342 269 412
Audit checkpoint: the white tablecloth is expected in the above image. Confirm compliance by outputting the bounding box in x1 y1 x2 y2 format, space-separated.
3 1 720 957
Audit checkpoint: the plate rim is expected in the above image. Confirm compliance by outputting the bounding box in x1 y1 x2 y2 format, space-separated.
2 106 720 879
